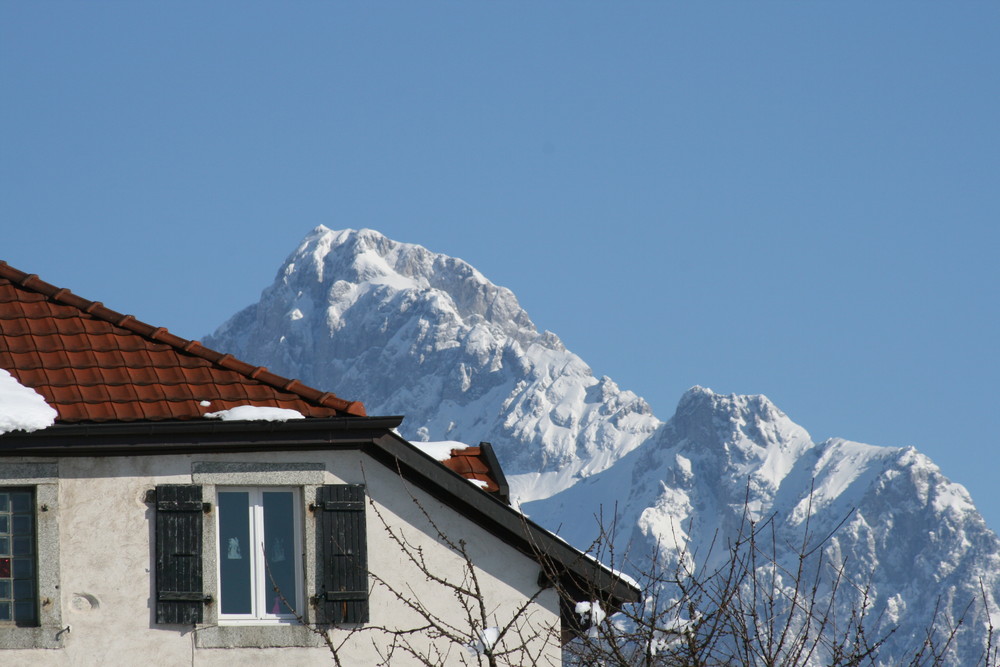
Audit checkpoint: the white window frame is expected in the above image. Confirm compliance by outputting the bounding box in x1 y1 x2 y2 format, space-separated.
215 486 304 625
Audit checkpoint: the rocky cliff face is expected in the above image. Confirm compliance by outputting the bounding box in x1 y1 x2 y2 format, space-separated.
207 227 999 663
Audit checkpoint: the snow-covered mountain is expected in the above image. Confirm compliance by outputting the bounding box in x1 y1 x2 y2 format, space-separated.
526 387 1000 661
207 227 999 664
206 226 660 502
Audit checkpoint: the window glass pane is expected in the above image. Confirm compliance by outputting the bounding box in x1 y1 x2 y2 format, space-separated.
12 559 33 580
10 493 31 513
262 491 296 615
218 492 252 615
12 537 32 557
13 601 34 622
0 602 10 621
12 515 31 535
13 580 33 599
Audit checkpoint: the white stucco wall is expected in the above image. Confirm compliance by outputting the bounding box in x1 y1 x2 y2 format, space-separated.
0 450 562 666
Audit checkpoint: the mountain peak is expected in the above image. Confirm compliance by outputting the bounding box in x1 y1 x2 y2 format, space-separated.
667 385 815 500
207 228 661 490
674 386 805 444
677 384 779 414
285 227 525 328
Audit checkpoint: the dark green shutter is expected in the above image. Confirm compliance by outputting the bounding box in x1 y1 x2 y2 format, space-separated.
154 484 205 624
317 484 369 623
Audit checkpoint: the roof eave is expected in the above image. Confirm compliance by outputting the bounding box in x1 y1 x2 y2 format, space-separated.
0 416 405 456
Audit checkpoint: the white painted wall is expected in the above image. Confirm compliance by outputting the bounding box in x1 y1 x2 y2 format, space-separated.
0 450 562 666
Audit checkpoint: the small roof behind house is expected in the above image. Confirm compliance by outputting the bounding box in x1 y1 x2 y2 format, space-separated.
440 443 510 503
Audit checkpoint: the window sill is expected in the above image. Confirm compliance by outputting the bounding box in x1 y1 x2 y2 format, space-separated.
194 623 327 649
216 617 300 625
0 625 65 650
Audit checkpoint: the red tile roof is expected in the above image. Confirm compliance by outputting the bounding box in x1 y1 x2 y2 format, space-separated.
0 261 366 422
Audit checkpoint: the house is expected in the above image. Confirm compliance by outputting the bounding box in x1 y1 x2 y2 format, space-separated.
0 261 638 665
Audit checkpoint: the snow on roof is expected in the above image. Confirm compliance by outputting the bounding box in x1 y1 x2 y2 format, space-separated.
411 440 471 462
0 368 57 435
204 405 306 422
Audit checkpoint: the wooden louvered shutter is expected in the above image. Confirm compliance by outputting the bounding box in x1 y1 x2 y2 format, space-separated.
154 484 206 624
317 484 369 624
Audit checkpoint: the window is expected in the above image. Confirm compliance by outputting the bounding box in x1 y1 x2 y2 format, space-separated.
154 473 369 649
216 488 303 622
0 489 36 626
0 464 61 651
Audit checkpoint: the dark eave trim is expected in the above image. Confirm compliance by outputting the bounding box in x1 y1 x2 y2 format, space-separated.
0 416 404 457
477 441 510 505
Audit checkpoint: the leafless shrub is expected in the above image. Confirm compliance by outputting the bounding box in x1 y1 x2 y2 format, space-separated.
553 485 998 667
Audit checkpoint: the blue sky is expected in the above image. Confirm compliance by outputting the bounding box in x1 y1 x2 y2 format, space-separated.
3 3 998 525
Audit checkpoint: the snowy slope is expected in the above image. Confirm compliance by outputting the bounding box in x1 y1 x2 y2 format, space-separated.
207 227 1000 663
524 387 1000 663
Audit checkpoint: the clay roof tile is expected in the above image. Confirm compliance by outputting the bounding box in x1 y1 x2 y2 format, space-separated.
441 444 509 501
0 261 366 422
